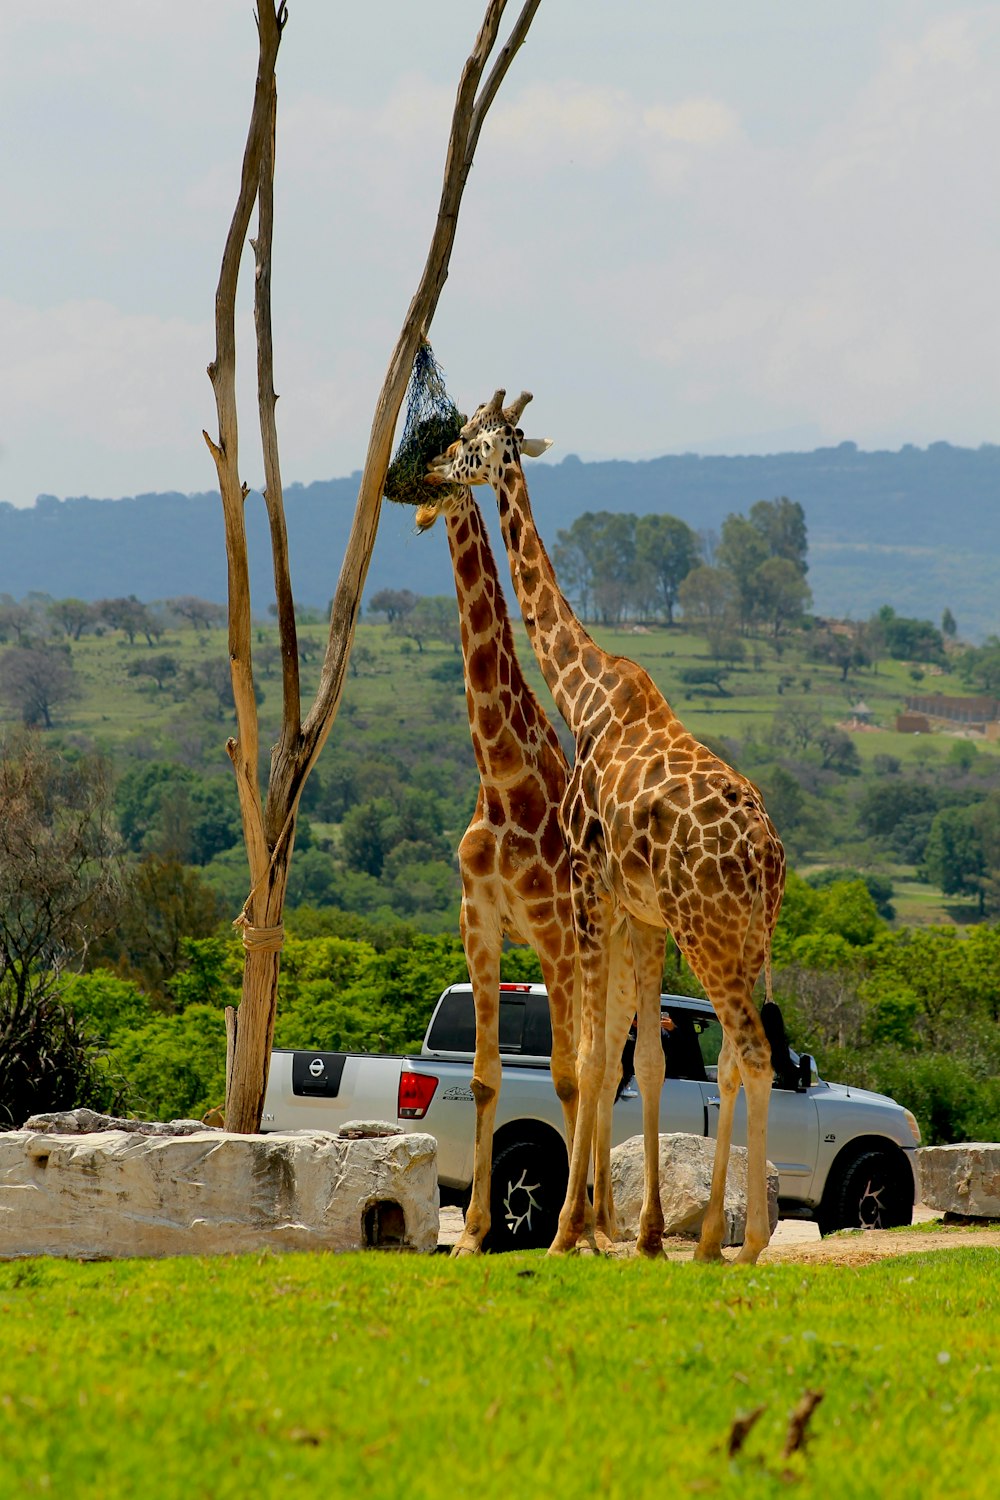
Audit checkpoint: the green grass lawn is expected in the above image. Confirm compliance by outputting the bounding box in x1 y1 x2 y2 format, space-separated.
1 1248 997 1499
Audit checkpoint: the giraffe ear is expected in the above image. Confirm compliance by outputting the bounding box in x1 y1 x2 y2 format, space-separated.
520 437 553 458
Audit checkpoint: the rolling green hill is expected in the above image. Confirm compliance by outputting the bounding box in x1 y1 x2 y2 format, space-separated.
2 440 998 639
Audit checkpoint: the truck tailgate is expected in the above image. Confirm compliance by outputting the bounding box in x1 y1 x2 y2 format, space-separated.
261 1049 402 1133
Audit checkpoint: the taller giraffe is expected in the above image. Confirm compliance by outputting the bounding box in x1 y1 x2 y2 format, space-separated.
415 482 625 1254
428 391 786 1264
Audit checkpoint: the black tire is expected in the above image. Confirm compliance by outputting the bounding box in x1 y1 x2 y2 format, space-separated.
486 1138 567 1252
817 1147 914 1236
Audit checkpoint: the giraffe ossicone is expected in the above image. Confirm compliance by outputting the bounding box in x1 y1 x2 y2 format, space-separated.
426 387 786 1265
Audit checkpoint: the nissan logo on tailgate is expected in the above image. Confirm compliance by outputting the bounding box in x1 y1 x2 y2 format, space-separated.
292 1050 347 1098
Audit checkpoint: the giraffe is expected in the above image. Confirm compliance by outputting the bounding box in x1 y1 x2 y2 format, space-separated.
413 481 633 1254
415 482 637 1252
427 391 786 1264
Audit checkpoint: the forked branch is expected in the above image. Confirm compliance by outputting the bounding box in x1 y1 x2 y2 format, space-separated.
204 0 541 1132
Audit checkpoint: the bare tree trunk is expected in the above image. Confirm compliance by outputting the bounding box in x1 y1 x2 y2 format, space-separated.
204 1 542 1132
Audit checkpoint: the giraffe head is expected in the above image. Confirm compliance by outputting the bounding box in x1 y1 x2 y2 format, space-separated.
424 389 552 498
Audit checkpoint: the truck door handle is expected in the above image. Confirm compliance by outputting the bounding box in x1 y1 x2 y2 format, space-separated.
706 1096 720 1108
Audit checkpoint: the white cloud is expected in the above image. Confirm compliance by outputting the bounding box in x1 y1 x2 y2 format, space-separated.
642 97 740 147
2 4 998 504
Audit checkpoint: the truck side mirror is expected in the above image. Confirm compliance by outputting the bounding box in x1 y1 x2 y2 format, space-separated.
797 1055 813 1091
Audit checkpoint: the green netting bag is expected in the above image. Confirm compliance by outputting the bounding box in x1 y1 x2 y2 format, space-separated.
383 342 465 507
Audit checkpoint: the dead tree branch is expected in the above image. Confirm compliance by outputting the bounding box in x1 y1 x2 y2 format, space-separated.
203 0 540 1132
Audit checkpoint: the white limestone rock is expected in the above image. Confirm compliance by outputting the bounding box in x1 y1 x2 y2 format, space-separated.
0 1126 439 1260
22 1109 213 1137
610 1132 780 1247
918 1143 1000 1219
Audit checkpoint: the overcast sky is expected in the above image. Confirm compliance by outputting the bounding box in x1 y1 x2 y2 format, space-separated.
2 1 997 509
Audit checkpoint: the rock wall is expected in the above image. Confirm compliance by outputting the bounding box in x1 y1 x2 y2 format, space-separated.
0 1123 439 1260
918 1144 1000 1219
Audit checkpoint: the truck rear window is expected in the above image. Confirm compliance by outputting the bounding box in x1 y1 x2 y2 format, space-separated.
426 992 553 1056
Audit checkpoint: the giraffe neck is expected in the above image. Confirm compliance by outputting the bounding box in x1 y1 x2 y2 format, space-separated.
493 463 614 736
445 492 562 782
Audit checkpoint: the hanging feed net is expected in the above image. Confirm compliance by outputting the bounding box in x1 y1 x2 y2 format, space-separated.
383 342 465 507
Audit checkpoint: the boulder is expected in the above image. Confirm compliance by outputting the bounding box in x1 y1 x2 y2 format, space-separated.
610 1132 780 1247
0 1124 439 1260
918 1144 1000 1220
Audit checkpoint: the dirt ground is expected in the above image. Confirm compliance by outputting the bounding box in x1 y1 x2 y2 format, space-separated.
437 1205 1000 1265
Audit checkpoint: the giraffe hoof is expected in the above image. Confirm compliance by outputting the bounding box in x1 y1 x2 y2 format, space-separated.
693 1242 725 1264
734 1244 764 1266
450 1235 484 1258
546 1235 581 1258
636 1234 664 1259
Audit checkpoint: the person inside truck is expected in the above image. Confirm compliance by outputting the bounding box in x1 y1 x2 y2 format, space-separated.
615 1011 680 1099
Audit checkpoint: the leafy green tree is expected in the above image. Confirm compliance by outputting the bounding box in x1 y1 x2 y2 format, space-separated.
634 513 699 624
0 643 80 728
748 497 808 575
0 735 124 1006
47 598 97 641
368 588 418 623
392 596 459 652
941 606 957 641
93 857 225 1000
678 665 730 697
341 797 397 877
815 724 860 775
807 867 895 920
808 627 871 682
115 763 241 865
858 779 940 841
753 765 806 834
0 596 36 644
127 653 180 692
753 557 812 637
677 564 736 627
922 805 985 911
110 1005 228 1120
958 635 1000 695
96 595 156 646
62 970 152 1038
875 605 945 664
553 511 638 623
715 515 769 631
165 596 226 630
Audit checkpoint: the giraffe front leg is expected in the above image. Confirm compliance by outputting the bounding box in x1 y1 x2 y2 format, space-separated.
452 899 502 1257
548 879 612 1256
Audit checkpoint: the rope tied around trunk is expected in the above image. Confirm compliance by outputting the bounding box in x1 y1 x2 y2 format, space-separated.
233 912 286 954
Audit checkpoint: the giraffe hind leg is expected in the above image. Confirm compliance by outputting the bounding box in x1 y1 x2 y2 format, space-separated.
592 918 636 1251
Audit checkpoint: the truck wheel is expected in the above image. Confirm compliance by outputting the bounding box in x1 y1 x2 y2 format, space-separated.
487 1138 567 1252
817 1147 914 1236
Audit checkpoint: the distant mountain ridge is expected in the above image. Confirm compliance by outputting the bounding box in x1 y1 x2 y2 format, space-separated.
2 441 997 640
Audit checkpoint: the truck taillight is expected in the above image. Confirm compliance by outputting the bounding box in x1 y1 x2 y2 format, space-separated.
399 1071 438 1120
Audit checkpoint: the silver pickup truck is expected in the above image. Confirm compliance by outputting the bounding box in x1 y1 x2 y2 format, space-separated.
262 981 921 1250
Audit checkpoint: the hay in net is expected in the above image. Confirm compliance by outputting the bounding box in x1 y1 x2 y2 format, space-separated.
384 343 465 507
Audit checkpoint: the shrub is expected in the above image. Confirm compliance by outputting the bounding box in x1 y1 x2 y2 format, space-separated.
0 982 128 1129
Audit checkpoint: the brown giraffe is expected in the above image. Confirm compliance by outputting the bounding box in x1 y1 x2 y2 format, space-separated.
413 482 584 1253
427 391 786 1264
